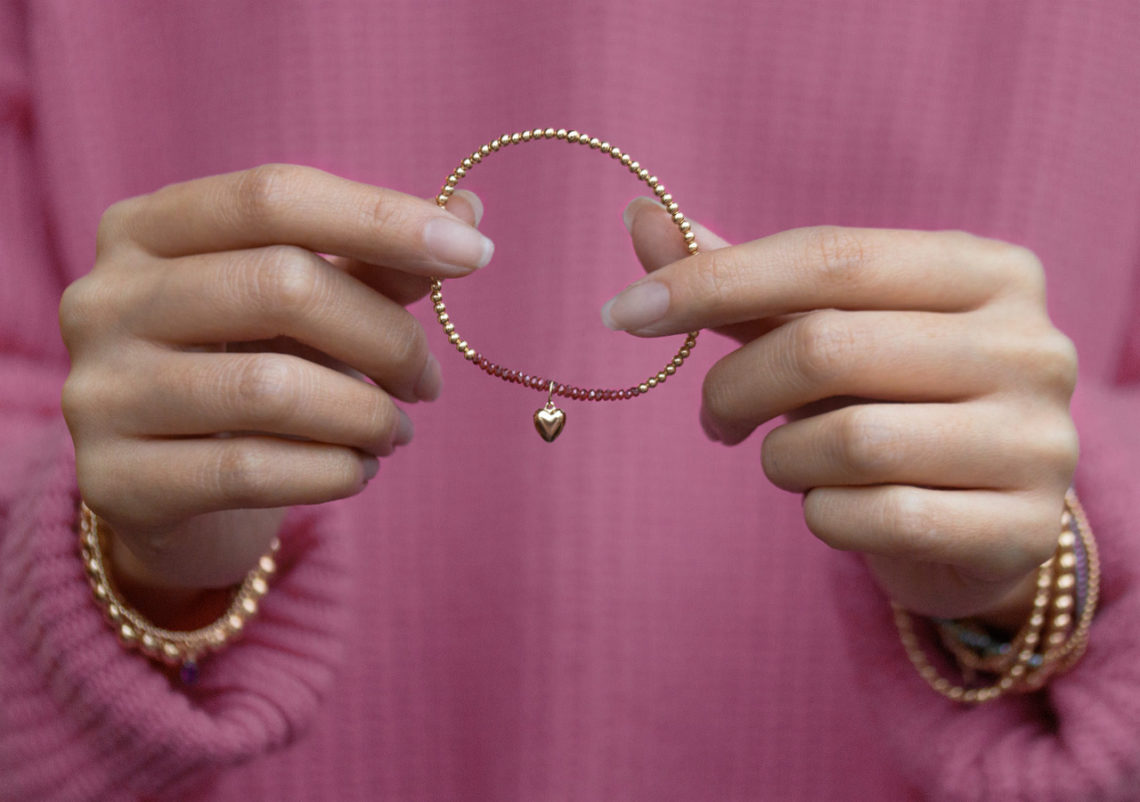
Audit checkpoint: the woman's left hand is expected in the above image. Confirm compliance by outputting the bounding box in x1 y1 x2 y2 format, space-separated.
611 198 1079 622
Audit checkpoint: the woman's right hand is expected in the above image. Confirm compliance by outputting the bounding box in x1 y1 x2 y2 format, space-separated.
59 164 492 601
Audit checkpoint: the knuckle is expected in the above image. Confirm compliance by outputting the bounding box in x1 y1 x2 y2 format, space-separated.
361 390 399 447
835 407 896 476
214 442 273 508
359 186 412 234
1036 331 1079 396
688 250 741 311
805 226 871 285
235 163 300 224
95 198 136 254
380 312 429 380
701 365 742 429
253 245 326 317
1034 416 1080 482
999 244 1047 298
879 487 939 557
231 355 300 423
58 278 95 346
793 311 855 385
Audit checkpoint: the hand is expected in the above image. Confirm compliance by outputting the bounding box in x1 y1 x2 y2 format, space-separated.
611 198 1078 621
60 164 492 601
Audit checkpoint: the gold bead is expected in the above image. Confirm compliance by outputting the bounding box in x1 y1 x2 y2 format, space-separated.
446 174 458 185
227 614 245 632
654 184 667 197
998 676 1014 690
666 201 679 213
665 365 676 375
661 193 673 203
600 142 612 153
647 378 658 388
1030 613 1045 627
1053 613 1071 629
441 185 454 195
251 576 269 596
680 348 691 358
449 332 461 344
430 291 442 302
1058 532 1076 549
480 144 491 155
464 348 477 360
140 633 158 653
589 137 601 149
521 130 532 141
962 690 979 704
672 212 685 224
610 147 622 159
443 322 455 334
1010 664 1026 677
567 130 580 142
93 583 108 601
657 371 667 381
647 175 658 187
1054 594 1074 610
673 356 684 366
679 220 691 231
532 127 544 138
621 154 632 165
556 128 568 139
683 231 696 242
686 241 699 254
107 604 122 622
436 194 448 205
241 597 258 615
119 623 138 643
258 555 277 574
638 168 650 180
455 166 467 177
1059 553 1076 569
1056 574 1075 589
438 312 450 323
638 383 649 393
434 302 446 313
472 151 483 162
1047 631 1067 646
511 133 522 144
490 139 501 151
462 158 473 168
544 127 556 138
162 642 181 661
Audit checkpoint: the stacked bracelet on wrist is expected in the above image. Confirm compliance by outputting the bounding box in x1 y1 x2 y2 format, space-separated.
78 501 278 683
892 488 1100 704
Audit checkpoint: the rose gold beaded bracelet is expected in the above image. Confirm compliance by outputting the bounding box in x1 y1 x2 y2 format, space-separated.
892 489 1100 704
429 128 700 442
78 502 277 683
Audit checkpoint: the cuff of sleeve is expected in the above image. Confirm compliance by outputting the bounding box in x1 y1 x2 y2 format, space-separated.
829 382 1140 801
0 422 356 800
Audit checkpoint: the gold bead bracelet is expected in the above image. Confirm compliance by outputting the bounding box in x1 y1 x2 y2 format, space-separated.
78 501 277 683
430 128 700 442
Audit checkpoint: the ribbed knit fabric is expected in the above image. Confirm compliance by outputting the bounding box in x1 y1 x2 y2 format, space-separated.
1 1 1138 800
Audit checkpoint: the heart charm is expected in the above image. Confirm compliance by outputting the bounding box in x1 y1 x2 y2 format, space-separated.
533 403 566 442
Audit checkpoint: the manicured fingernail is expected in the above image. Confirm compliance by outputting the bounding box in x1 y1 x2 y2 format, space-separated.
394 409 415 446
414 353 442 401
601 280 670 332
452 189 484 226
423 217 494 273
362 456 380 480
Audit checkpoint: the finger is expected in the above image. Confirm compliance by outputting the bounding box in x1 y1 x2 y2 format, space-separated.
617 197 788 344
761 402 1078 493
131 246 441 402
603 225 1045 336
114 351 414 456
115 164 494 277
700 310 995 444
81 436 376 533
330 189 486 307
803 485 1059 582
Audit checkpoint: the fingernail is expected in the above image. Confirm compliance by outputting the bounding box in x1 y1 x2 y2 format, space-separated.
362 456 380 480
394 409 415 446
414 353 442 401
601 280 670 332
452 189 484 226
699 406 722 442
423 217 494 272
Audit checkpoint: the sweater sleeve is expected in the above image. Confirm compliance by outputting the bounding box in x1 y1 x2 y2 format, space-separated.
0 5 356 799
833 376 1140 801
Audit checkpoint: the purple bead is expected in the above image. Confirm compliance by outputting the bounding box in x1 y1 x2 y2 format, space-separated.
179 660 199 685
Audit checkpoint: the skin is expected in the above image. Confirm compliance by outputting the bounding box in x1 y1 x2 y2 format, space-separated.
611 197 1079 626
60 168 1077 630
60 165 491 624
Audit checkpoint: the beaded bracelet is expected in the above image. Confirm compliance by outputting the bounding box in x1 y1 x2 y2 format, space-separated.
893 488 1100 703
429 128 701 442
78 502 277 683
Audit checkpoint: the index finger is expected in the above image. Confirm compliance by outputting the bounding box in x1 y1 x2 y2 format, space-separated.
606 225 1042 336
110 164 495 277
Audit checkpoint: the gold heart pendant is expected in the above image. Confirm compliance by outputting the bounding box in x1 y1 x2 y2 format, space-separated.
534 403 566 442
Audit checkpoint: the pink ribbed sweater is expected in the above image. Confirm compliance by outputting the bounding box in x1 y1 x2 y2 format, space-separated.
2 2 1139 800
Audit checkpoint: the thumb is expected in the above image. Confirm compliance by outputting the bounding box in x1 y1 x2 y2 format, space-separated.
623 196 731 274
